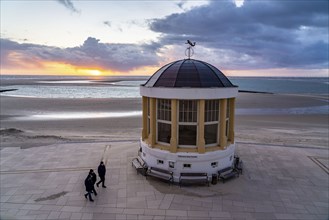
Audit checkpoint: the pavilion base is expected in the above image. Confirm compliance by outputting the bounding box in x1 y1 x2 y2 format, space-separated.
139 139 236 183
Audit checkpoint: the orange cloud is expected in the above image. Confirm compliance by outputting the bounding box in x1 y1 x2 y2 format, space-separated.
1 38 161 76
1 59 159 76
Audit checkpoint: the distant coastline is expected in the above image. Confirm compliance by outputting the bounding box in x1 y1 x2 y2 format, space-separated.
0 89 17 93
238 90 273 94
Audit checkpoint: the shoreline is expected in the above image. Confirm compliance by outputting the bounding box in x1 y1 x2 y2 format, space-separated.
1 93 328 150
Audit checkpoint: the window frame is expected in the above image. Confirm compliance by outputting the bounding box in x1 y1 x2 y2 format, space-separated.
178 100 198 148
156 98 172 145
204 99 220 147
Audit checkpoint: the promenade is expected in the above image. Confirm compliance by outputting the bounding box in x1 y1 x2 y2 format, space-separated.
1 141 328 220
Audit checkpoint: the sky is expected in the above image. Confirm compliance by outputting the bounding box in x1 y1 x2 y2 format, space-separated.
0 0 328 77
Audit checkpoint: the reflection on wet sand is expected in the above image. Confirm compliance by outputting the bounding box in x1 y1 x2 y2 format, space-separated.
9 111 142 121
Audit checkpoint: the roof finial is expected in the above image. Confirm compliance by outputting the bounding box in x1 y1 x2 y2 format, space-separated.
185 40 196 59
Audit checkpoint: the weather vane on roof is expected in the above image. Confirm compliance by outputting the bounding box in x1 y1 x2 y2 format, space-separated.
185 40 196 59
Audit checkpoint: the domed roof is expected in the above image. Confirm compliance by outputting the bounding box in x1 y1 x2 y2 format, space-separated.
143 59 236 88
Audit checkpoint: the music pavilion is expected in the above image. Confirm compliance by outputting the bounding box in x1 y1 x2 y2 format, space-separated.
139 58 238 183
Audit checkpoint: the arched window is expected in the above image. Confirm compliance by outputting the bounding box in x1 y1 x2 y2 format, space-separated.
205 100 219 145
178 100 197 146
157 99 171 144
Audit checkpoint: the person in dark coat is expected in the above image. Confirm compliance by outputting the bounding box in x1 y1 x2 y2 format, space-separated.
84 175 94 202
234 156 240 168
89 169 97 196
96 161 106 188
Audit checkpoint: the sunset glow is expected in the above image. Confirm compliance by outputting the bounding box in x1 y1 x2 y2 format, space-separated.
1 62 161 76
1 1 328 77
78 69 103 76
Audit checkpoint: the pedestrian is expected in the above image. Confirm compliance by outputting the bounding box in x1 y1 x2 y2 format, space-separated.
84 174 94 202
89 169 98 196
234 156 240 168
96 161 107 188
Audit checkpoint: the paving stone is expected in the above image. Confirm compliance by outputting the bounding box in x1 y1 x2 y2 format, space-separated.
187 210 208 217
275 213 298 219
40 205 63 211
153 216 165 220
165 210 187 217
144 209 166 216
47 211 61 219
137 215 153 220
313 201 329 208
189 205 209 211
126 214 138 220
70 212 83 220
1 141 328 220
102 207 124 214
146 199 162 209
81 213 93 219
61 206 83 212
316 214 329 220
123 208 145 215
208 211 231 218
251 212 276 220
59 211 72 219
21 204 42 211
93 213 116 220
115 214 127 220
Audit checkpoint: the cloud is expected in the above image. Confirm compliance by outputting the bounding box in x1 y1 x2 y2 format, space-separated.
2 1 327 74
149 0 329 70
0 37 161 72
103 21 111 28
56 0 80 13
176 1 185 10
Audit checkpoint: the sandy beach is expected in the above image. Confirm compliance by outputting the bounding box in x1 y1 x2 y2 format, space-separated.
0 92 328 149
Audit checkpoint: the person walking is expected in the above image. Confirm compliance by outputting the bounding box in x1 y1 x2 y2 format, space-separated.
96 161 107 188
84 174 94 202
89 169 98 196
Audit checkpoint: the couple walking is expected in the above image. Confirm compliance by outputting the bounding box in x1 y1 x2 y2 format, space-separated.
84 161 106 202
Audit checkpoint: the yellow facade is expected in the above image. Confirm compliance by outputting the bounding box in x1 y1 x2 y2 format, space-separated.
197 100 206 153
142 96 148 140
219 99 227 148
141 96 235 153
149 98 156 146
170 99 178 153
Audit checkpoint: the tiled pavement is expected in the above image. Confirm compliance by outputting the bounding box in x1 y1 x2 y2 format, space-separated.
0 141 328 220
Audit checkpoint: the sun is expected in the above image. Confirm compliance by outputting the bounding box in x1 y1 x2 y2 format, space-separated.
76 68 104 76
89 69 102 76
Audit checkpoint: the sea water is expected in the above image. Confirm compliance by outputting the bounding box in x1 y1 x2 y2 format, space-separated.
1 75 328 118
230 77 329 95
0 75 145 98
1 75 328 99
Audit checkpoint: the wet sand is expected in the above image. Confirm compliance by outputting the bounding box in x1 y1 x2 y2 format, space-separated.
0 92 328 149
